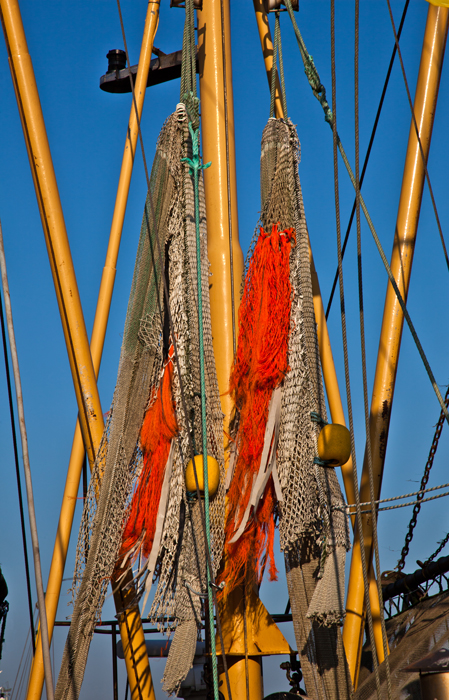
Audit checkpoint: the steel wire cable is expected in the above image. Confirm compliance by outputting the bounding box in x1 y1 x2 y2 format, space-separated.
115 3 232 697
325 0 410 318
0 279 35 653
330 2 383 697
386 0 449 273
284 0 449 427
355 2 392 687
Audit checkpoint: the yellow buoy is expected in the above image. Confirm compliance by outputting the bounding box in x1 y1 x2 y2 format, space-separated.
317 423 351 466
185 454 220 498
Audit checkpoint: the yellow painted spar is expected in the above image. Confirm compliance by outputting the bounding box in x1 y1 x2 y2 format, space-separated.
253 0 284 118
197 0 243 433
197 2 291 698
0 1 160 698
0 0 104 469
343 4 449 686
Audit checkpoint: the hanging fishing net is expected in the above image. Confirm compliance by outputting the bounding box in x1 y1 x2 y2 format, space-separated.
356 589 449 700
221 117 352 700
55 105 225 700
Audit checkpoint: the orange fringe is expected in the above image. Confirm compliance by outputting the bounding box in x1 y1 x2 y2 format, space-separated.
219 224 295 596
119 353 178 565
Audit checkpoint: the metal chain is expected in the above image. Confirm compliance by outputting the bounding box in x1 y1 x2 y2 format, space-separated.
397 384 449 572
423 531 449 568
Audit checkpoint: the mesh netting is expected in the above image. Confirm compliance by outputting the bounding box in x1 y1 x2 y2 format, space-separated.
55 108 224 700
356 590 449 700
258 118 351 700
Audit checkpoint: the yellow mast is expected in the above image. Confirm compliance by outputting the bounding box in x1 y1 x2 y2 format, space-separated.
0 1 160 698
197 1 291 698
343 3 449 686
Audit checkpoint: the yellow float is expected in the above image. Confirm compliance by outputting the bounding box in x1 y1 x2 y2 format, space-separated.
185 454 220 498
317 423 351 467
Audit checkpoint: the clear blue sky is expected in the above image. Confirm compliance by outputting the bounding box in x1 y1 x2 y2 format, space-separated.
1 1 449 698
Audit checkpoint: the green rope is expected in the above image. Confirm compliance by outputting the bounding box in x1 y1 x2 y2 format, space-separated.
284 0 449 427
181 123 219 700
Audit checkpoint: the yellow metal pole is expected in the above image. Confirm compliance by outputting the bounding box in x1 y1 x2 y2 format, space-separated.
0 0 104 467
197 2 265 698
197 0 243 430
252 0 387 669
22 3 160 699
343 4 449 686
253 0 284 118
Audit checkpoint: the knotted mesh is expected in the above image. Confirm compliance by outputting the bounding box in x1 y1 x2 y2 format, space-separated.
56 108 224 700
258 118 351 700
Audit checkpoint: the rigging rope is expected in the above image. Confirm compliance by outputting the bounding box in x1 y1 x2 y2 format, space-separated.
386 0 449 274
329 3 384 697
0 221 54 699
325 0 410 318
354 0 393 684
0 273 35 653
270 12 288 119
284 0 449 428
181 121 219 700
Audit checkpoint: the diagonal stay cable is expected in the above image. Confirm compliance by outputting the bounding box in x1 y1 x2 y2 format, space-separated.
0 279 35 653
0 221 54 700
284 0 449 427
326 0 410 319
115 2 232 697
354 0 392 686
386 0 449 273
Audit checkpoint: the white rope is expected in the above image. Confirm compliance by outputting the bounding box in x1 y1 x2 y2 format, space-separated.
341 481 449 510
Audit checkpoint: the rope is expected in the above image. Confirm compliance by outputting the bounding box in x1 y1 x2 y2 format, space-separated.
284 0 449 427
116 3 232 697
0 220 54 699
325 0 410 319
354 0 392 686
270 12 288 119
329 3 382 697
0 275 35 653
277 13 288 118
386 0 449 274
270 13 279 118
344 480 449 509
181 123 219 700
344 489 449 515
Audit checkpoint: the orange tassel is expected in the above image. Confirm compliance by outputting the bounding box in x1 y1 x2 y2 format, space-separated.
220 224 295 595
119 352 178 565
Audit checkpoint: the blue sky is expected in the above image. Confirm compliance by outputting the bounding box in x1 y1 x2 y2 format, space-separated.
1 1 449 698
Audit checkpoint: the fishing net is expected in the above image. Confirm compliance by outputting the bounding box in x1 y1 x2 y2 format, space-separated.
55 106 224 700
259 118 351 700
356 590 449 700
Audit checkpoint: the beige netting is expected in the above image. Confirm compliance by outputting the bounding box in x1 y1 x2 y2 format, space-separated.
55 107 224 700
258 118 351 700
356 590 449 700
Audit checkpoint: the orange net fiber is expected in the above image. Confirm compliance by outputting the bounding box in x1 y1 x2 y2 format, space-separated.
119 354 178 565
220 224 295 595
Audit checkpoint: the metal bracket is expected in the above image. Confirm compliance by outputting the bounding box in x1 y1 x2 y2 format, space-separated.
170 0 203 10
265 0 298 11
